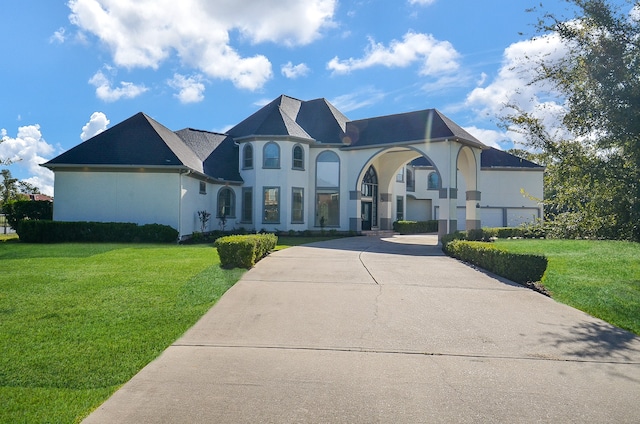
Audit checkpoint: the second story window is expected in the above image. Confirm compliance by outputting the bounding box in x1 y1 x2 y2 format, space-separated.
243 144 253 169
292 145 304 170
263 142 280 169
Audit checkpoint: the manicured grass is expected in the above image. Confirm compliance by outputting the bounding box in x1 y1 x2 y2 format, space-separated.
494 239 640 335
0 243 245 424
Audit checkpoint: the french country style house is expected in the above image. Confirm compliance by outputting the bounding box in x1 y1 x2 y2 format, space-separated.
43 94 543 239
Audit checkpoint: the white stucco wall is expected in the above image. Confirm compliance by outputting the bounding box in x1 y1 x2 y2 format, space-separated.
53 170 181 230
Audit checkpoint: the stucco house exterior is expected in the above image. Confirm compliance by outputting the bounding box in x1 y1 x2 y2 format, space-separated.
43 94 543 239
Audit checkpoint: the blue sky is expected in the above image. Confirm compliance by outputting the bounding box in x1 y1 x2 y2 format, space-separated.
0 0 623 195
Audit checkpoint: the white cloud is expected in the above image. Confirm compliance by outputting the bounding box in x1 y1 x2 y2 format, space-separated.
0 125 55 195
329 88 386 113
281 62 310 79
68 0 336 91
168 74 206 104
465 33 569 142
463 126 513 150
50 27 66 43
80 112 110 141
408 0 436 5
327 31 460 76
89 70 148 102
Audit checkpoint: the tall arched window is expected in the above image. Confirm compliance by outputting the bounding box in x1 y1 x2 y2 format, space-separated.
428 172 440 190
315 151 340 227
243 144 253 169
217 187 236 218
292 144 304 170
406 168 415 192
263 142 280 168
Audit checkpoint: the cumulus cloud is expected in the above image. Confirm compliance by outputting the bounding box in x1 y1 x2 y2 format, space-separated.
89 70 148 102
0 125 55 195
80 112 110 141
68 0 336 90
463 126 513 150
281 62 310 79
327 31 460 76
465 33 569 144
168 74 206 103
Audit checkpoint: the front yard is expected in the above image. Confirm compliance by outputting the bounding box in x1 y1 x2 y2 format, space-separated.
0 243 245 423
494 239 640 335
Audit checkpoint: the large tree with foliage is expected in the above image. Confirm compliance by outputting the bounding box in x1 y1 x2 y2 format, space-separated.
504 0 640 241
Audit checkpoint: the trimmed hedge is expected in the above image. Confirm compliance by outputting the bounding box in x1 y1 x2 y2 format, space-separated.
3 200 53 229
17 220 178 243
392 220 438 234
443 239 548 284
214 233 278 269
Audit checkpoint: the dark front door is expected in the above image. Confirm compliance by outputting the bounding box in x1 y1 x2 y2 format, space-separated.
361 201 372 231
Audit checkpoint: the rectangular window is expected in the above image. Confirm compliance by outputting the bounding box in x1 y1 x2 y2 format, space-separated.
241 187 253 223
263 187 280 223
396 167 404 182
199 181 206 194
396 196 404 221
291 188 304 223
315 191 339 227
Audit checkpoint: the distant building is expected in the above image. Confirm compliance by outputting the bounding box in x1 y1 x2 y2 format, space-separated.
43 94 543 239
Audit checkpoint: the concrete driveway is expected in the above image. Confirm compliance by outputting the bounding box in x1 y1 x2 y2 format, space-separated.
84 235 640 423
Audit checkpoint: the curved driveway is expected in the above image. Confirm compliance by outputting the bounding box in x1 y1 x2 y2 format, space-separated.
84 235 640 423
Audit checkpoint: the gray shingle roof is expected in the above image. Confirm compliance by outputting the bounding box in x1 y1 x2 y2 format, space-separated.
481 147 543 169
44 112 242 182
345 109 485 148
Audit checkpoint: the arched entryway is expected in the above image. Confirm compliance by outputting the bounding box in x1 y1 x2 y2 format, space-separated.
361 165 378 230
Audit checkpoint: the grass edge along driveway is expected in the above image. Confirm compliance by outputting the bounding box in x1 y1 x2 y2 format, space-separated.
494 239 639 336
0 243 245 424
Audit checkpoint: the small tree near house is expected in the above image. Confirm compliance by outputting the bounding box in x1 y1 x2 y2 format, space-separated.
197 210 211 233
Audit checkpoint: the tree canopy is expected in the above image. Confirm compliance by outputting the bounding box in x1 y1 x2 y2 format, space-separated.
504 0 640 241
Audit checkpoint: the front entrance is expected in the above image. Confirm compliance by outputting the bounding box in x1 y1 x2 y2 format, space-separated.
361 201 373 231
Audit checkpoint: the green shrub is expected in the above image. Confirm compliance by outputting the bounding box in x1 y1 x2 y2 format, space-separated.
3 200 53 230
17 221 178 243
444 240 548 284
392 220 438 234
214 233 278 269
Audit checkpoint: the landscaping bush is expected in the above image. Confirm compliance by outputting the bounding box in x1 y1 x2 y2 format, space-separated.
392 220 438 234
17 220 178 243
3 200 53 230
214 233 278 269
443 239 548 284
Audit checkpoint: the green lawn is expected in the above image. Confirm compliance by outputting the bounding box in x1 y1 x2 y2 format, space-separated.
494 239 640 335
0 243 245 424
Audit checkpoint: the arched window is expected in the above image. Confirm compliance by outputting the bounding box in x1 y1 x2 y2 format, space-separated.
428 172 440 190
243 144 253 169
217 187 236 218
263 142 280 168
406 168 415 192
361 165 378 230
292 144 304 170
315 151 340 226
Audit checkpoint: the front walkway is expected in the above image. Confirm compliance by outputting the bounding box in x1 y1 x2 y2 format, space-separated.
84 235 640 423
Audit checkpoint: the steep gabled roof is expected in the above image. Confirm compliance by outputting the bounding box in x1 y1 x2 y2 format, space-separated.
44 112 203 172
481 147 543 169
345 109 485 149
227 95 311 139
175 128 242 181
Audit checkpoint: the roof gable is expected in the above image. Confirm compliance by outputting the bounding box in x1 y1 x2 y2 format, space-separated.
345 109 484 148
45 112 202 171
296 98 349 144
